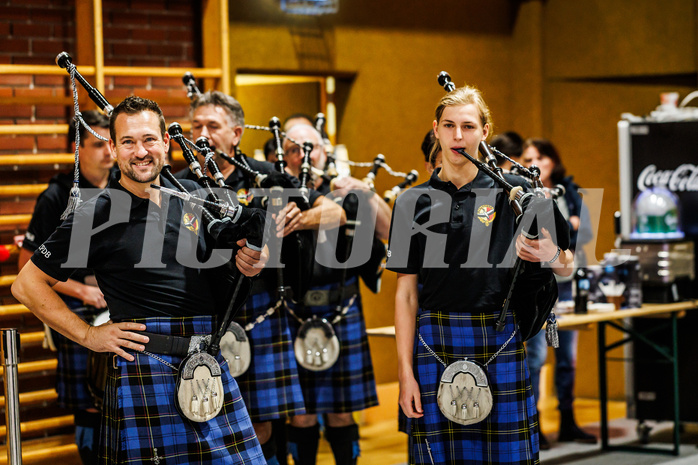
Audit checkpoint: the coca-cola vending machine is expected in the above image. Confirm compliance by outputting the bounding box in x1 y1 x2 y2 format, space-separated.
618 118 697 301
618 116 698 430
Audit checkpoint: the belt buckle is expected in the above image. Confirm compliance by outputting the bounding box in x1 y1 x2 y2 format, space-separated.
188 334 212 354
305 290 328 306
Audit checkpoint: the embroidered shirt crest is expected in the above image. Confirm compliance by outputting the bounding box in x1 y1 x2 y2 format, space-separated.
476 205 496 226
182 212 199 234
237 188 253 206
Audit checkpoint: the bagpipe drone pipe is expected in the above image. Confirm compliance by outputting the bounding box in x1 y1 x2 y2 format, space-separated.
164 123 275 321
323 148 420 294
181 74 318 302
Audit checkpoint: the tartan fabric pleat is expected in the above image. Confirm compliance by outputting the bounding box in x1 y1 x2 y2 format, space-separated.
99 316 265 464
233 290 306 421
287 279 378 414
410 309 539 465
54 299 101 410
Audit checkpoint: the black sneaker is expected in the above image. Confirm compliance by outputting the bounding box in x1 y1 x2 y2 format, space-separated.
539 432 551 450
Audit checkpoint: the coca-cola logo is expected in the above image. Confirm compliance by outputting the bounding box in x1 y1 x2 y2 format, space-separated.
637 164 698 192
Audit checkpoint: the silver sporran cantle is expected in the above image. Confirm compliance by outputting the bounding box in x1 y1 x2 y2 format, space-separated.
436 359 493 426
219 321 251 377
175 351 224 422
294 316 340 372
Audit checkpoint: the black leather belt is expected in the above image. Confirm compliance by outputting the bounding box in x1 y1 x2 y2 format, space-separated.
303 282 360 307
139 332 193 357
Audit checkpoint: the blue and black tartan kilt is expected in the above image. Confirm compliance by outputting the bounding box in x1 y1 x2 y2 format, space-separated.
410 309 539 465
233 290 306 422
53 298 101 411
287 279 379 414
99 316 265 465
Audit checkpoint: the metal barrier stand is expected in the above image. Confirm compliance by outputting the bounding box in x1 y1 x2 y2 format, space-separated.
1 328 22 465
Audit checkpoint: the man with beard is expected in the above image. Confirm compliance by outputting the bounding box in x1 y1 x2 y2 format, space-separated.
13 96 267 464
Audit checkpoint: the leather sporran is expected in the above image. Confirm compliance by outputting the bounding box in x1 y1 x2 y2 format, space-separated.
294 317 340 372
175 352 225 422
436 359 493 426
219 321 251 377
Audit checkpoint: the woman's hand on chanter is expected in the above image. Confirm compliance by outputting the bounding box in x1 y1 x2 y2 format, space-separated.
399 375 424 418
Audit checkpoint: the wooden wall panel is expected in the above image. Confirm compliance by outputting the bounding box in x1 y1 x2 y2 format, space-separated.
235 81 320 156
544 0 696 78
507 0 544 139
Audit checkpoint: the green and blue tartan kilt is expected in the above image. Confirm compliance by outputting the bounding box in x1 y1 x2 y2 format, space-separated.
99 316 265 465
410 309 539 465
54 298 101 410
234 290 306 422
287 278 379 414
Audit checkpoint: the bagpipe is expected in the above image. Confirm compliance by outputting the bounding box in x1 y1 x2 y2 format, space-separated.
183 75 318 303
56 53 273 420
263 116 315 301
181 73 423 297
246 109 421 295
310 116 420 294
312 113 420 205
55 52 113 219
437 71 570 342
56 51 266 348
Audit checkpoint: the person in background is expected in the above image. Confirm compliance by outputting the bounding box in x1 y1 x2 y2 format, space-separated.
18 110 113 464
263 137 278 163
490 130 523 171
522 137 596 449
420 129 442 175
282 123 387 465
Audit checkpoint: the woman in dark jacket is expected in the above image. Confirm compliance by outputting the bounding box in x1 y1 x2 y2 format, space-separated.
522 138 596 449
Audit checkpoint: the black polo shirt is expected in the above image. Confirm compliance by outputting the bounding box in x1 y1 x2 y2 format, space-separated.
386 168 567 313
23 170 116 282
31 173 217 321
